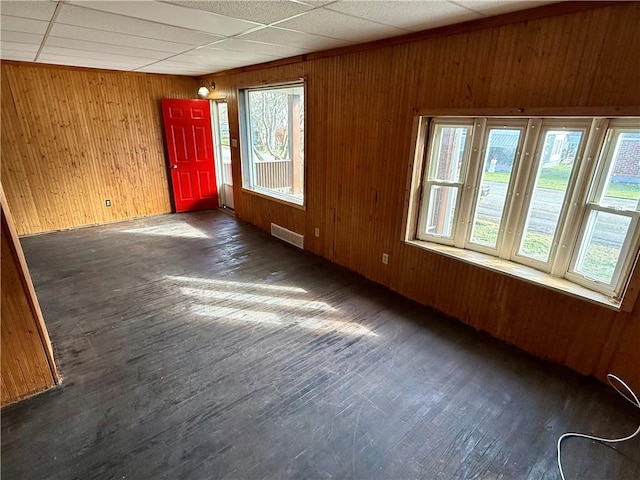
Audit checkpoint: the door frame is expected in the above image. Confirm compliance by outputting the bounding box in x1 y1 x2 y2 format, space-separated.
210 98 233 210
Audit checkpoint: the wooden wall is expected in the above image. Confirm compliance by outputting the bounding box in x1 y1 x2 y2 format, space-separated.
201 3 640 391
1 183 58 405
1 63 199 235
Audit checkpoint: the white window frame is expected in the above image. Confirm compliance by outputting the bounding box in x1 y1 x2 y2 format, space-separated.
509 118 592 272
566 119 640 297
416 118 475 245
409 115 640 301
464 118 529 257
238 80 306 208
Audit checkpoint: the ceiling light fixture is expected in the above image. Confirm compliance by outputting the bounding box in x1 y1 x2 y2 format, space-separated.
197 81 215 98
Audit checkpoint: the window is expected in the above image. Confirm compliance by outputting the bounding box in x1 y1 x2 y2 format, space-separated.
417 121 472 242
239 82 305 206
567 122 640 295
212 100 233 209
409 116 640 301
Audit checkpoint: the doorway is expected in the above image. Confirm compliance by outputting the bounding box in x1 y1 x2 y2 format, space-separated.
211 100 234 210
161 99 218 213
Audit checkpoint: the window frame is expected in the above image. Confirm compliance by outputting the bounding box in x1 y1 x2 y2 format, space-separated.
406 113 640 304
416 118 475 245
509 118 592 272
464 118 529 257
237 79 307 209
565 119 640 297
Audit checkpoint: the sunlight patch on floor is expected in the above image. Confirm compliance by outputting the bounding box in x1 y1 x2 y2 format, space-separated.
171 275 377 337
167 275 308 293
192 304 282 325
180 287 337 312
192 304 377 337
121 223 208 239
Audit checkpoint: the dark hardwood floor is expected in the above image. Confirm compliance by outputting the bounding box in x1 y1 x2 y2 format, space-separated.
2 211 639 479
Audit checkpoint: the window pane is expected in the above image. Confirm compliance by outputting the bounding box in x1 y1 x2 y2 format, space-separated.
425 186 458 238
245 85 304 204
469 128 521 248
428 125 470 182
598 131 640 210
519 130 583 262
217 102 232 185
573 210 632 284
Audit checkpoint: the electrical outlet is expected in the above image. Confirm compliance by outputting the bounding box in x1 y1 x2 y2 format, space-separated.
382 253 389 265
314 227 320 237
231 139 238 148
105 199 111 207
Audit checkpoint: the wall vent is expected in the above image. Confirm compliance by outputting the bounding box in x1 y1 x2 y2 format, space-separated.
271 223 304 249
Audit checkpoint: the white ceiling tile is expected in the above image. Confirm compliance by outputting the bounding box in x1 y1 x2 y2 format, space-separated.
56 4 222 47
164 0 315 24
0 42 39 53
0 31 43 45
324 1 482 32
239 26 350 50
49 24 193 54
41 46 158 65
175 57 267 73
136 64 205 75
141 59 217 68
0 41 40 62
142 59 219 70
0 1 57 21
68 1 260 36
205 57 272 70
180 46 279 64
38 54 146 70
45 37 170 60
455 1 557 16
146 55 215 67
274 8 406 42
207 38 309 58
0 15 50 34
0 50 37 61
298 1 336 5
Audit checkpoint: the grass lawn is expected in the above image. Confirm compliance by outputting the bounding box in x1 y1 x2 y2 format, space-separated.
579 242 619 283
484 164 639 200
472 219 617 282
472 220 551 259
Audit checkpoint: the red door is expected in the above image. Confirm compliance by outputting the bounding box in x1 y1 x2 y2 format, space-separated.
162 99 218 212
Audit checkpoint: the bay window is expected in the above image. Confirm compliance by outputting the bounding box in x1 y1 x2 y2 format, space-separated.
408 116 640 302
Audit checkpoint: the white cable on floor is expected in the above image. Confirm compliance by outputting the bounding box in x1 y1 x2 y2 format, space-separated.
557 373 640 480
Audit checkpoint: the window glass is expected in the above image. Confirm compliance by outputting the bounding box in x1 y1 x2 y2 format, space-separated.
425 186 458 238
518 130 583 262
242 84 304 205
573 211 631 284
598 131 640 211
428 125 470 182
217 102 232 186
469 128 521 248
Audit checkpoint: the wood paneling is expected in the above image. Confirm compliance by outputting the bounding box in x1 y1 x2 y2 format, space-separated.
201 3 640 391
1 62 199 235
1 183 58 405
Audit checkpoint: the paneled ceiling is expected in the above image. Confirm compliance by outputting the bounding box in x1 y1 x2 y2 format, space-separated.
0 0 554 76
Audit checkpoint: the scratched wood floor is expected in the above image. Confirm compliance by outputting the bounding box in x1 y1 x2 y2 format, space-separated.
2 210 639 480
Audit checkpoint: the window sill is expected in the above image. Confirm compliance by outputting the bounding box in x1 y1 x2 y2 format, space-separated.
406 239 623 311
241 186 305 210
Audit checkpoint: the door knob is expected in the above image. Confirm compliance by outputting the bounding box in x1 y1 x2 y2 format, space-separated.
170 165 178 169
